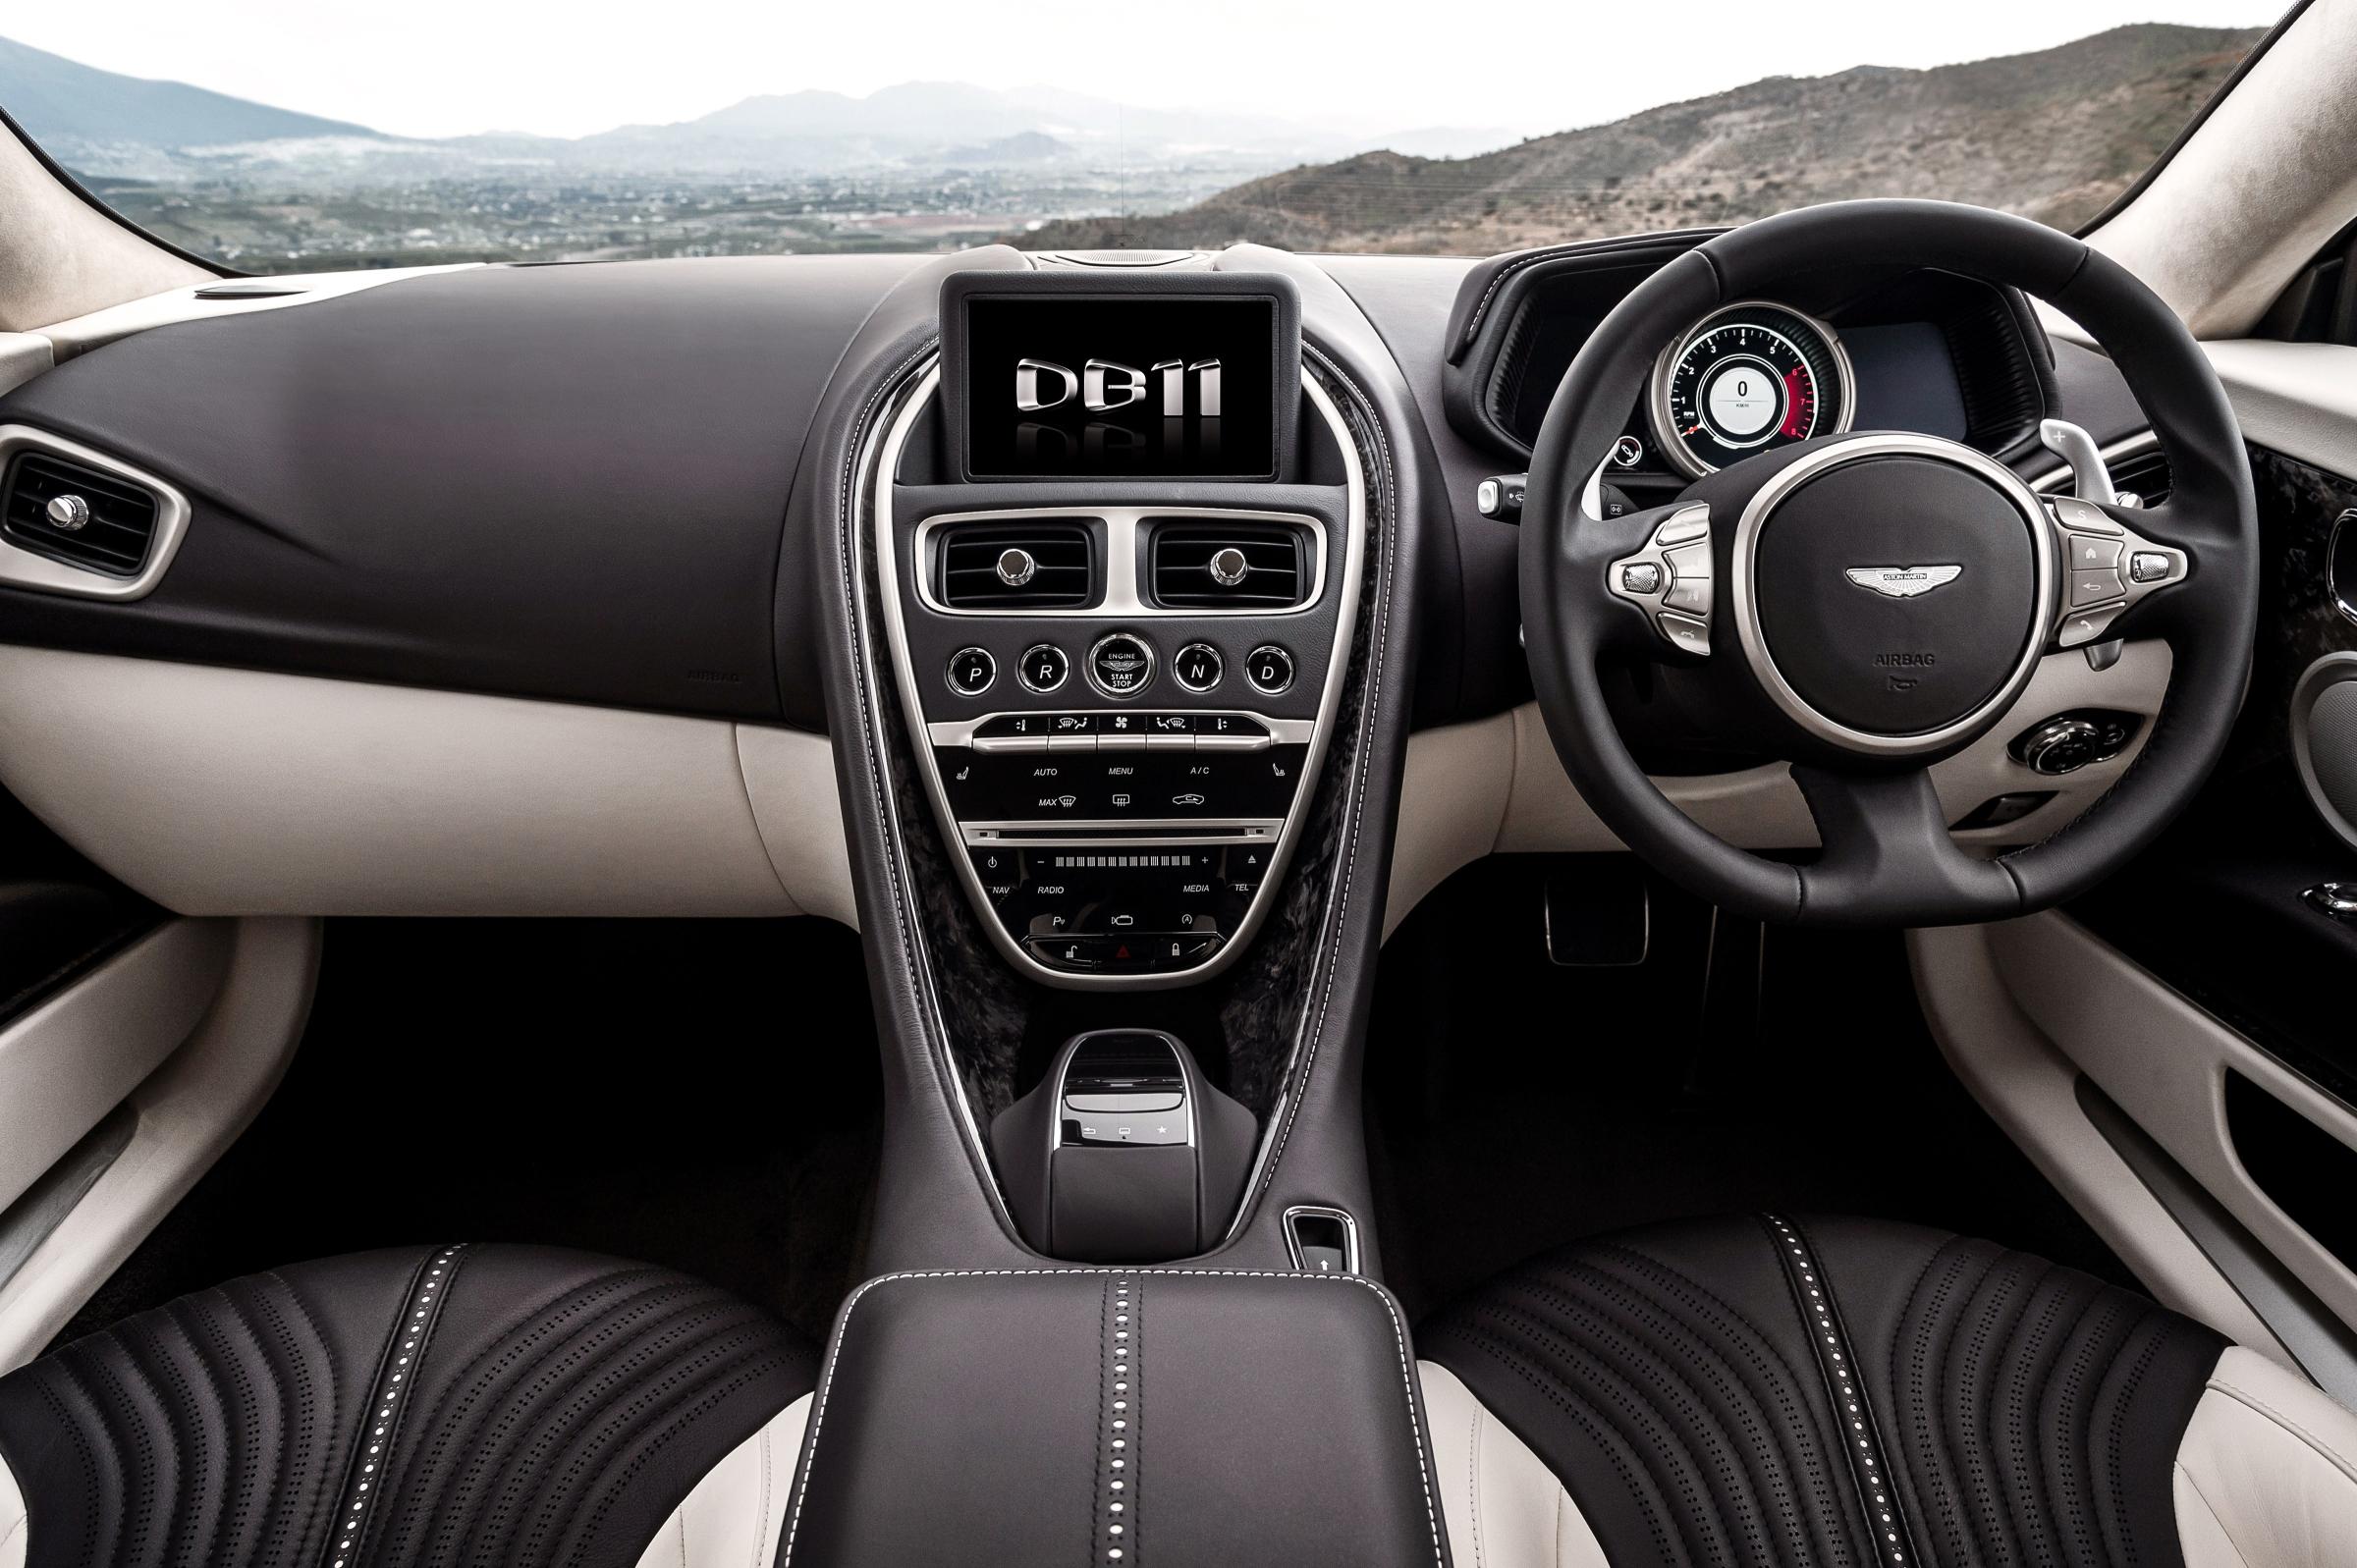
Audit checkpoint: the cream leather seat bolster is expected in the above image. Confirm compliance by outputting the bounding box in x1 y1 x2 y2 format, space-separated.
1420 1362 1611 1568
632 1394 812 1568
2175 1345 2357 1568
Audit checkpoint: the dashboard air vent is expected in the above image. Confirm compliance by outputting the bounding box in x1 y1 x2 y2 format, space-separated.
936 520 1094 610
1148 520 1309 609
1 453 162 577
2109 447 2173 509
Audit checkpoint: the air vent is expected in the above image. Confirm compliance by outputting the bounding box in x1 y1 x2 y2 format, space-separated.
2109 447 2173 509
1 453 161 577
1148 520 1308 609
936 520 1094 610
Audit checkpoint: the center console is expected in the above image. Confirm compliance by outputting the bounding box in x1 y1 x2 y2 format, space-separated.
875 270 1361 989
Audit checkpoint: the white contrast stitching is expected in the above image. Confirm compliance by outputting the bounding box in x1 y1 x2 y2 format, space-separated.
1253 348 1398 1198
779 1269 1444 1568
325 1244 466 1568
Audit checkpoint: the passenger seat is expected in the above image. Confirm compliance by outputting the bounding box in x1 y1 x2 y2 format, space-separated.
0 1244 817 1568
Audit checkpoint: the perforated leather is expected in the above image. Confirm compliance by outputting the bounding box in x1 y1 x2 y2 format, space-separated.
0 1244 817 1568
1422 1216 2226 1568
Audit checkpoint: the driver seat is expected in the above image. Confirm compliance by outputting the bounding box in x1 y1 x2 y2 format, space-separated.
1418 1215 2357 1568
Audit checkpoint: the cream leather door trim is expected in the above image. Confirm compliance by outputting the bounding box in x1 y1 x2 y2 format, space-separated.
0 918 317 1373
0 919 230 1214
1909 918 2288 1365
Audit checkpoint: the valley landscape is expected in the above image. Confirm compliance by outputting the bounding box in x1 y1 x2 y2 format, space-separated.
0 24 2261 272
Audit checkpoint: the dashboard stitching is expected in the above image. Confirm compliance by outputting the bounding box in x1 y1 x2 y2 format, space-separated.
781 1268 1444 1568
1250 345 1398 1203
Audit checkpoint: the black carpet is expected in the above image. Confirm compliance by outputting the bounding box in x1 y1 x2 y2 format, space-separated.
62 916 882 1349
1367 853 2128 1325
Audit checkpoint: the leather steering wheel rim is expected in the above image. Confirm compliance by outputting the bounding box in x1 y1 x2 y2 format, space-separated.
1519 198 2260 927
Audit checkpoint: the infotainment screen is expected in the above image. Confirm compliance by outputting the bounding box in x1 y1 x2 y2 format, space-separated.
941 273 1300 481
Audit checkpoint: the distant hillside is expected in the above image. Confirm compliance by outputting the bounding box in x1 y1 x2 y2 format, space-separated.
0 33 379 150
1021 24 2262 253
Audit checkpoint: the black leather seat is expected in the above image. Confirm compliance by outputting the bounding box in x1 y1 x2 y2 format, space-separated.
1417 1214 2357 1568
0 1244 818 1568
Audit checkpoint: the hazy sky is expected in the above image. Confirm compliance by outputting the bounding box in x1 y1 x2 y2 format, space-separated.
12 0 2285 141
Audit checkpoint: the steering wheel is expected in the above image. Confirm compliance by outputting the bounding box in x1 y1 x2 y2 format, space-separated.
1520 199 2259 927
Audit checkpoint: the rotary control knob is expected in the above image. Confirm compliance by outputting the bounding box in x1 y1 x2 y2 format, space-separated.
44 494 91 532
2015 717 2105 776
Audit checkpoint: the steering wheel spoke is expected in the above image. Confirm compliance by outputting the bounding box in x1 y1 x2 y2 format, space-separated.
1790 764 2019 924
1598 500 1715 659
2047 493 2193 650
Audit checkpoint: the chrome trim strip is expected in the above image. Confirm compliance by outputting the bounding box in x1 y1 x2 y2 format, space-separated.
873 366 1368 992
911 505 1328 618
1728 431 2059 758
925 711 1316 747
0 426 193 602
961 819 1284 846
1647 298 1858 481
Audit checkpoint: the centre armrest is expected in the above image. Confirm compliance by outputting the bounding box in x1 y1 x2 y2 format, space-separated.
779 1268 1449 1567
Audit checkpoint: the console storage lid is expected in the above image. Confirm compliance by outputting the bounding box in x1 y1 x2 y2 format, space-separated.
782 1268 1449 1567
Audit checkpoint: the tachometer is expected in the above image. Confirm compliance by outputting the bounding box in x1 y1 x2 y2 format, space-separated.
1649 301 1854 478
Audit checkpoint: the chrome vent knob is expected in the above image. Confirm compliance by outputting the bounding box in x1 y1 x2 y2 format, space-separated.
1208 546 1250 588
995 547 1037 588
44 494 90 532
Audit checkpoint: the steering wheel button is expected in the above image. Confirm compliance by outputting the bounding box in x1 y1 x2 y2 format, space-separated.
1658 611 1710 654
1655 509 1711 547
2068 568 2125 607
2058 603 2123 648
1665 577 1713 615
1665 543 1713 580
1619 562 1664 595
2129 551 2174 584
2067 533 2123 568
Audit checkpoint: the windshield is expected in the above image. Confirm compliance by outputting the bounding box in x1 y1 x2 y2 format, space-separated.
1 4 2275 274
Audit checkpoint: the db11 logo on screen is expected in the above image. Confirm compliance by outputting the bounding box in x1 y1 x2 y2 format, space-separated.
956 293 1284 479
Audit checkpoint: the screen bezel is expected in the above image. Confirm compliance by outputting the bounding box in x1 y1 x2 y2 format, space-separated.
939 270 1302 483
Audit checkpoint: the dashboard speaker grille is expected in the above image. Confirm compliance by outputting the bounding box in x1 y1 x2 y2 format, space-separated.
1 453 162 577
1148 520 1307 609
936 520 1095 610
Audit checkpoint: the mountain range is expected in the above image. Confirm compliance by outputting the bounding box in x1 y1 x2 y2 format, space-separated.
0 34 1519 180
1021 24 2264 252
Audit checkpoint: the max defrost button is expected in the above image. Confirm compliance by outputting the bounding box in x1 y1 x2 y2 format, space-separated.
946 647 996 696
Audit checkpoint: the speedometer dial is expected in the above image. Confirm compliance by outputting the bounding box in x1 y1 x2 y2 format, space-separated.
1649 301 1854 478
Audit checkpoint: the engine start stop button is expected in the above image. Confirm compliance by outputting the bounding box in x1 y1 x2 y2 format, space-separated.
1086 632 1156 698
